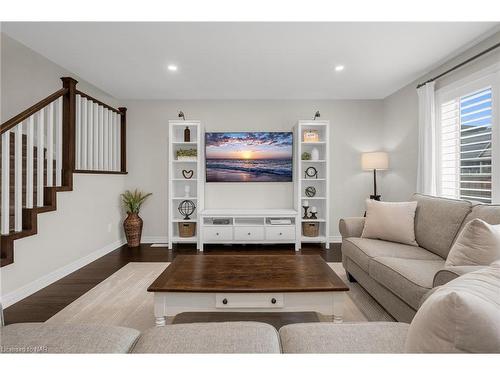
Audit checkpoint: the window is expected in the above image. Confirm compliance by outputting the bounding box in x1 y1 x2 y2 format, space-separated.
437 68 499 204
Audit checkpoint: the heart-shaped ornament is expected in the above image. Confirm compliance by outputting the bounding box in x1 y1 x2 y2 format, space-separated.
182 169 194 179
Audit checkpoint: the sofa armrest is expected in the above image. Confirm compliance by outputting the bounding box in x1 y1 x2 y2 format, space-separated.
433 265 485 288
339 217 365 239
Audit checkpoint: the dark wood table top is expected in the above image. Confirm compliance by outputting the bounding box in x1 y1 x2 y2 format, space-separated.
148 255 349 293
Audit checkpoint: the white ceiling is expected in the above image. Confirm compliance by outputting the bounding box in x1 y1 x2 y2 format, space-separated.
3 22 499 100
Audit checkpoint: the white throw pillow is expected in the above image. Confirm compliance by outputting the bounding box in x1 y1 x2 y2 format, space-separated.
446 219 500 267
361 199 418 246
405 264 500 353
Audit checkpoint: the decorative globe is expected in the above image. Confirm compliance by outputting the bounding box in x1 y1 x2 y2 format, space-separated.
305 186 316 197
178 200 196 220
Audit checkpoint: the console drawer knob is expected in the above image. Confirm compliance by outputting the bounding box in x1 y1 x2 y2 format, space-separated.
271 298 277 304
222 298 228 305
216 232 219 236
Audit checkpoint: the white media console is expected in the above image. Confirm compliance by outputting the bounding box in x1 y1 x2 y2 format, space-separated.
200 209 300 251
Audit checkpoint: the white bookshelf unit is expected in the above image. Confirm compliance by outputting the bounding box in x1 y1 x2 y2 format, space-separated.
168 120 204 249
295 120 330 249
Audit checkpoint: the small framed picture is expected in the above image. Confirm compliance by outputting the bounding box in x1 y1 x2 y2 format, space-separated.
303 129 319 143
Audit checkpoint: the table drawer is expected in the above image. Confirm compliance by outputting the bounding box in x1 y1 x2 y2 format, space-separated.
203 226 233 242
265 226 296 241
216 293 284 309
234 226 265 241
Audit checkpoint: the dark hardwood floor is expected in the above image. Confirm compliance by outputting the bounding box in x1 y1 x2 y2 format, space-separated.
4 242 342 325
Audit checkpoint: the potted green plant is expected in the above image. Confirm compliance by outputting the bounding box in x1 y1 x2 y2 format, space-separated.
121 189 152 247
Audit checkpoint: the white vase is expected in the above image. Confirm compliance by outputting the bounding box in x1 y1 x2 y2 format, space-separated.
311 147 319 161
184 185 190 197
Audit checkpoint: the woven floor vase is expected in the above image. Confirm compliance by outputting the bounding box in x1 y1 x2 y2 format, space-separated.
124 212 143 247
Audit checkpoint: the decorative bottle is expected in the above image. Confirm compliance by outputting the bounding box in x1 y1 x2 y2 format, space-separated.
184 126 191 142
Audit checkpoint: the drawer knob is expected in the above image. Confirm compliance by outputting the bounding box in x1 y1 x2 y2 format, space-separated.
279 232 283 235
271 298 277 304
248 232 251 235
216 232 219 236
222 298 228 305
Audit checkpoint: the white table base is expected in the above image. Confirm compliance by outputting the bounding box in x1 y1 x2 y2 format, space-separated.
153 291 345 326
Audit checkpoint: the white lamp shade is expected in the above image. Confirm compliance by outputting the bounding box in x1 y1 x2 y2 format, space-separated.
361 152 389 171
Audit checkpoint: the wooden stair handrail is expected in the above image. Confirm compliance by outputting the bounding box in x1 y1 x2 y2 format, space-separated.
0 88 68 135
75 90 124 115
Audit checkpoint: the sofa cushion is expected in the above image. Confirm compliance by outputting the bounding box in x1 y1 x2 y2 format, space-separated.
0 323 140 353
462 204 500 226
279 322 409 353
446 219 500 267
369 257 445 310
362 200 418 246
132 322 280 353
405 264 500 353
343 237 442 273
412 193 472 259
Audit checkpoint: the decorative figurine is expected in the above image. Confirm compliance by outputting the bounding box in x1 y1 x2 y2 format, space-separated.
305 186 316 197
178 200 196 220
310 206 318 220
182 169 194 179
302 200 310 219
305 166 318 179
184 126 191 142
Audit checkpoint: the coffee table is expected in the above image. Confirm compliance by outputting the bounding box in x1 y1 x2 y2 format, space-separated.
147 255 349 326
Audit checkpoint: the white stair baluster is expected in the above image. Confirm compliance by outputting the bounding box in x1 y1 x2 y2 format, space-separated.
36 108 45 207
75 94 81 170
81 97 88 170
1 131 10 234
87 99 94 169
14 124 23 231
26 115 34 207
103 108 109 170
93 102 99 170
108 110 113 171
46 102 54 186
116 113 121 171
55 98 63 186
99 106 105 170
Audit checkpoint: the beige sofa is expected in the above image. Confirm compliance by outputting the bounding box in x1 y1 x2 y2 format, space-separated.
2 262 499 353
339 193 500 322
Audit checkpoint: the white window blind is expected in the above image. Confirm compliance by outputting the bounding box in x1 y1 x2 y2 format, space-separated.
439 87 493 203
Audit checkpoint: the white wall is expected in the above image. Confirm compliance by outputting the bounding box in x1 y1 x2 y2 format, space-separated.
382 30 500 202
1 33 126 305
124 100 384 241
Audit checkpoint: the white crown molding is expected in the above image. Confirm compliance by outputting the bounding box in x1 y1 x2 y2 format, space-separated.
1 238 126 308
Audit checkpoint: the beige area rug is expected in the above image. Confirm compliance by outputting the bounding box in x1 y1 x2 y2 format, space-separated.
47 262 393 331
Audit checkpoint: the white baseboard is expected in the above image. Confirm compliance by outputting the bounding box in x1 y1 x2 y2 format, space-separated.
2 238 126 308
142 236 342 244
142 236 168 244
329 236 342 243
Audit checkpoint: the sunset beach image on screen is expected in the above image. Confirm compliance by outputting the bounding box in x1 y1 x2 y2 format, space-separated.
205 132 293 182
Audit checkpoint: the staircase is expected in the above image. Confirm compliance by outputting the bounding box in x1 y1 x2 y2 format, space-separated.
1 77 127 267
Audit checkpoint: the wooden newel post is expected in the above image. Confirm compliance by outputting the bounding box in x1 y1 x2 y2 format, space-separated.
118 107 127 173
61 77 78 188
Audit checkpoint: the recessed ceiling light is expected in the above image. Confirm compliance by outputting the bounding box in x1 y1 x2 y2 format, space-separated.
167 64 178 72
334 65 345 72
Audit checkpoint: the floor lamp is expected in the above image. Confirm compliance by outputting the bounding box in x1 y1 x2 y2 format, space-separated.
361 152 389 201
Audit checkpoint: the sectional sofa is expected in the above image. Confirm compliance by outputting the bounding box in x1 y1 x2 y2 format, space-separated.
339 193 500 322
2 262 499 353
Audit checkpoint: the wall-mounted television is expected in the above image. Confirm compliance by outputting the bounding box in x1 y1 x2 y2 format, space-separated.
205 132 293 182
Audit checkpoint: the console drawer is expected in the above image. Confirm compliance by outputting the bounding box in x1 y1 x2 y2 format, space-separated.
234 226 265 241
265 226 296 241
203 226 233 242
216 293 284 309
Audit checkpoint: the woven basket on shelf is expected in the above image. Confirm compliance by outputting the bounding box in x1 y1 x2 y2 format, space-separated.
302 222 320 237
178 222 196 237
